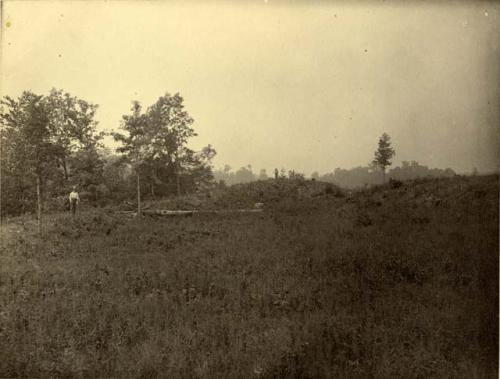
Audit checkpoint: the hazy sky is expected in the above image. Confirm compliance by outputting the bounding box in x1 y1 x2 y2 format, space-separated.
2 1 499 175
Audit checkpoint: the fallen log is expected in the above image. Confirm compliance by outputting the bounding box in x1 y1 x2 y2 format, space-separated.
115 208 264 218
120 209 264 217
143 210 196 216
205 209 264 213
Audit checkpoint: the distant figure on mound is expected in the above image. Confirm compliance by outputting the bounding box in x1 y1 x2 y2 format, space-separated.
69 186 80 217
274 168 279 180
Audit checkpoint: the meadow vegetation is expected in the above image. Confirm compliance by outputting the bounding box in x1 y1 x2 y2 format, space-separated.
0 175 498 378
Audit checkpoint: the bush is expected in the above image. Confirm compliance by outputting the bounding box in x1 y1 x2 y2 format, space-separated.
389 178 404 189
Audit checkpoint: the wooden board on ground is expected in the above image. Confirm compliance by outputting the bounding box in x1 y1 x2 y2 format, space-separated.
143 210 196 216
116 209 264 218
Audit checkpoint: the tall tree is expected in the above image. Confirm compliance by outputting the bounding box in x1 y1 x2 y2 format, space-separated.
1 93 52 232
114 93 211 202
1 90 101 230
45 89 103 182
146 93 196 196
113 101 151 217
372 132 396 183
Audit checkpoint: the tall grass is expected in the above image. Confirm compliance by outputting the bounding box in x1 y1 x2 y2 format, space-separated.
0 175 497 378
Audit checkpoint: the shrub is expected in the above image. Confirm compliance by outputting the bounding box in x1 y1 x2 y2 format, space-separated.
389 178 403 189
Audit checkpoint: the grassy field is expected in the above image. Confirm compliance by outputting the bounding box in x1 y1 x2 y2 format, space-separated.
0 175 498 378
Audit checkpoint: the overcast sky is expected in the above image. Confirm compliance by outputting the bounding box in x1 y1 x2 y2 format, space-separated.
2 1 499 175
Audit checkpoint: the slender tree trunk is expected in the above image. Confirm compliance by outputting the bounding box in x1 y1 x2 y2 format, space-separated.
151 183 155 199
176 169 181 197
173 151 181 197
61 158 69 180
174 155 181 196
382 168 386 184
137 171 141 218
36 175 42 234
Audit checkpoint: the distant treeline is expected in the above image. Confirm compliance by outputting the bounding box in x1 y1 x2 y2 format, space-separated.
214 161 456 189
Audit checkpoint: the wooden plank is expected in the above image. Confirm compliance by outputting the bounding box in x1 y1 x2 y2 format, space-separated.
116 208 264 218
143 210 196 216
205 209 263 213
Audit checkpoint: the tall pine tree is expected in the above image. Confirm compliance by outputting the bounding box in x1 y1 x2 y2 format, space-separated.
372 133 396 183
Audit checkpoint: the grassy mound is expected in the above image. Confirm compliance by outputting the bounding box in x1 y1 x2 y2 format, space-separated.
211 179 344 209
137 179 344 211
0 175 497 377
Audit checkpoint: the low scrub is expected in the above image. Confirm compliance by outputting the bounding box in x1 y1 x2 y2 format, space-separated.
211 179 345 209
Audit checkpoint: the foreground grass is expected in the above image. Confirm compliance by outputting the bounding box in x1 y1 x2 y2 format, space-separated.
0 175 497 378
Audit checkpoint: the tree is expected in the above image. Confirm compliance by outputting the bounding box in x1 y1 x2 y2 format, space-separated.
146 93 196 196
372 133 395 183
288 170 305 181
1 93 51 232
389 161 456 181
258 169 268 180
44 89 103 182
113 101 151 217
180 144 217 194
234 165 255 183
100 149 134 203
279 168 287 179
113 93 212 206
0 90 101 229
68 147 105 202
213 165 234 186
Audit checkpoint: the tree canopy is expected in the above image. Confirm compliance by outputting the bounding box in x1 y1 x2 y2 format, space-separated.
113 93 216 200
0 89 103 221
372 133 396 181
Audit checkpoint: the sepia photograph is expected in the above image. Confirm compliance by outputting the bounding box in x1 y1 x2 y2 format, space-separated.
0 0 498 377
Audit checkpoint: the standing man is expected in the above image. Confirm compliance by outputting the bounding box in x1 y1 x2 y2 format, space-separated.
69 186 80 217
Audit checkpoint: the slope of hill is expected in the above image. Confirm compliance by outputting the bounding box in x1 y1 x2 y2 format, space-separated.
0 175 497 377
140 179 344 211
212 179 344 209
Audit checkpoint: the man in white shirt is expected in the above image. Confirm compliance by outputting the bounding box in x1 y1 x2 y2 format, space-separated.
69 186 80 216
